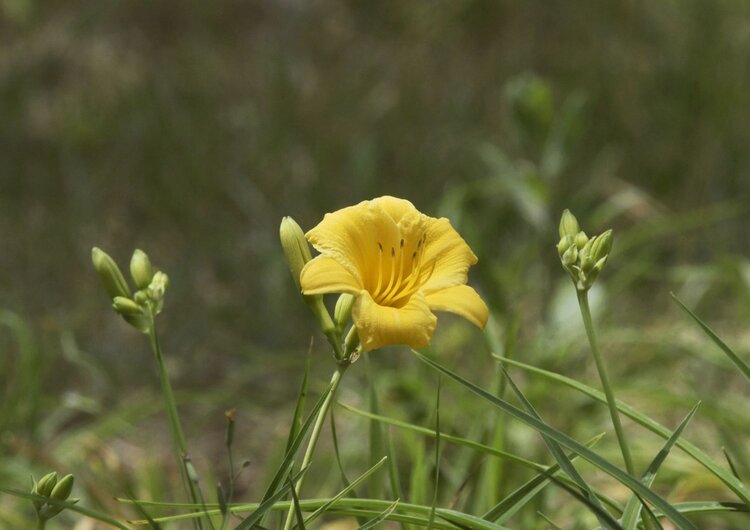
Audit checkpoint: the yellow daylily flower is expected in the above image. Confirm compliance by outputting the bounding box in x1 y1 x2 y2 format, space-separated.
300 196 488 352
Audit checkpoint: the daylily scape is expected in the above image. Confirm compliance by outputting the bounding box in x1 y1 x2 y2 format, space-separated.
300 196 488 351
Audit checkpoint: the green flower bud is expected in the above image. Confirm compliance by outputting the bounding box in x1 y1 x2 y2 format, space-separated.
92 247 131 300
112 296 143 317
559 209 580 239
575 231 589 250
561 245 578 268
279 216 312 293
130 249 154 290
148 271 169 302
334 293 355 331
49 474 74 503
557 235 574 258
591 229 614 262
35 472 57 498
134 290 149 305
32 472 57 511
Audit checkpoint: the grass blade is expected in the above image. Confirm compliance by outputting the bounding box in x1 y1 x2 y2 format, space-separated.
672 293 750 383
621 402 700 530
501 367 621 530
258 380 334 507
427 376 442 530
339 402 622 513
413 349 698 530
302 456 388 527
235 465 308 530
357 499 400 530
285 343 313 455
483 433 605 524
497 355 750 506
288 477 306 530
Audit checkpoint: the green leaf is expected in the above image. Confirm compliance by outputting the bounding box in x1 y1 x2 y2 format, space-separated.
258 380 333 510
483 433 605 524
288 478 306 530
427 376 442 530
338 401 621 513
413 350 698 530
356 499 400 530
285 346 312 455
235 465 308 530
671 293 750 383
301 457 388 527
621 403 700 530
501 367 622 530
497 355 750 506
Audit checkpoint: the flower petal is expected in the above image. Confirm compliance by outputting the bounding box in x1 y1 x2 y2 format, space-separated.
300 255 362 295
353 290 437 352
425 285 488 329
420 218 479 294
306 199 402 284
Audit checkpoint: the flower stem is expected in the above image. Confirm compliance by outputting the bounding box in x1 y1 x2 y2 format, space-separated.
36 518 46 530
282 364 348 530
148 321 204 530
576 289 635 476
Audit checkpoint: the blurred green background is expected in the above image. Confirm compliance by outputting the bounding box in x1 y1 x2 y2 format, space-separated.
3 0 750 528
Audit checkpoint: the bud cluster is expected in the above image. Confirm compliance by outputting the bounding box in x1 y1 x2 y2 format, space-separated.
92 247 169 333
31 472 78 522
557 209 613 291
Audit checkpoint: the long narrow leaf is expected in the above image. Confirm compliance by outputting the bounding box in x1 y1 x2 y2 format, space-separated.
339 401 622 513
501 367 621 530
285 345 313 455
235 465 308 530
483 433 605 524
357 499 400 530
302 457 388 527
427 376 442 530
621 403 700 530
497 355 750 506
413 350 698 530
671 293 750 383
259 381 334 507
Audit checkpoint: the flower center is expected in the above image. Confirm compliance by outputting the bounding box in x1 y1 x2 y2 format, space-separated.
370 234 435 307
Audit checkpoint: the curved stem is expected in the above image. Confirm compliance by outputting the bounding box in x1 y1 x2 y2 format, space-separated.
282 364 348 530
148 321 204 530
576 289 635 476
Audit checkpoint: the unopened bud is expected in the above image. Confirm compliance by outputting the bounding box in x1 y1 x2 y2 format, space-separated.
559 210 580 239
32 472 57 511
574 231 589 249
334 293 355 331
279 216 312 292
148 271 169 301
561 245 578 268
591 229 614 262
49 474 74 503
112 296 142 316
130 249 154 290
92 247 131 300
557 235 573 258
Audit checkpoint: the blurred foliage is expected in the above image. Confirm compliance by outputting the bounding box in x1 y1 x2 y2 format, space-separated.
3 0 750 527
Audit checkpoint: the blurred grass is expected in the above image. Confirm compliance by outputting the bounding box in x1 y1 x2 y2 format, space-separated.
3 0 750 528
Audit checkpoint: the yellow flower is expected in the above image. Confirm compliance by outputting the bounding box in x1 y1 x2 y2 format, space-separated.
300 196 488 352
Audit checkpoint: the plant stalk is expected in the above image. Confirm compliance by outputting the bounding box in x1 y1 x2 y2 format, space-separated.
148 321 204 530
282 364 348 530
576 289 635 476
